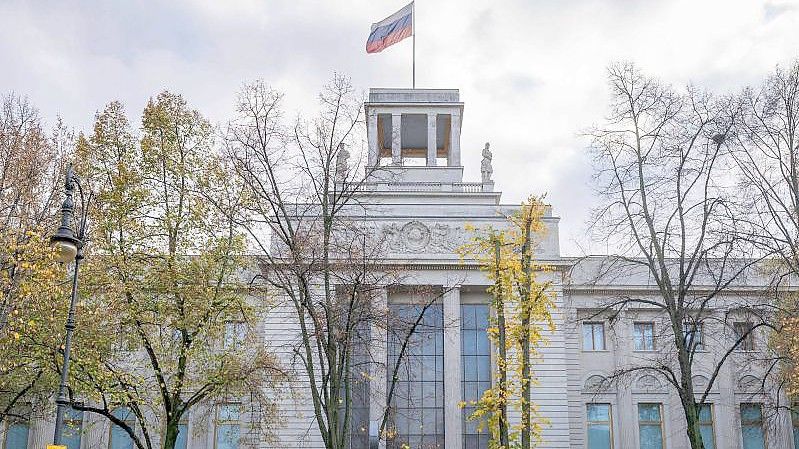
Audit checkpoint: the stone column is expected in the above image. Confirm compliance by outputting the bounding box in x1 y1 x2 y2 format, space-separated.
443 286 462 449
368 109 379 167
426 113 437 166
370 288 388 449
391 113 402 165
448 112 461 167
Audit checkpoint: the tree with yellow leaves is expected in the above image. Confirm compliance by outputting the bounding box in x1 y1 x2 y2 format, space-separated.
459 195 555 449
0 93 71 424
58 94 284 449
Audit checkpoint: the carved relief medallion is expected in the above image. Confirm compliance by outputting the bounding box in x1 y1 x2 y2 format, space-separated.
401 221 430 251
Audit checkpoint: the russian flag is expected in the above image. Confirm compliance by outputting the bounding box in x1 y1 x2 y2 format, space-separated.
366 2 413 54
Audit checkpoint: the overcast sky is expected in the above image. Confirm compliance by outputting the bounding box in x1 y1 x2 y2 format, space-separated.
1 0 798 255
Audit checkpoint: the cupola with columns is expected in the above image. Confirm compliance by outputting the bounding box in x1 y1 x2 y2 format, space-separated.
364 88 494 193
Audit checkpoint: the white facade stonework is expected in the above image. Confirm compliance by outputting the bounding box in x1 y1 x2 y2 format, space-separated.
3 88 796 449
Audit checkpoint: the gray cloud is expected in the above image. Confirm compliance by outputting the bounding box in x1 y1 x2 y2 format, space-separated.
1 0 797 255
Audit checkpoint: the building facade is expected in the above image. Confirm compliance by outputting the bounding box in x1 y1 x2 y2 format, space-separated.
3 88 798 449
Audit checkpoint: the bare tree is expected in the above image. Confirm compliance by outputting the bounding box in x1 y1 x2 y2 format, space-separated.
585 63 776 449
731 59 799 404
221 75 453 449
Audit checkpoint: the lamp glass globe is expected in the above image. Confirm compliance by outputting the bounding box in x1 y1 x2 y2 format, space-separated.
52 239 78 263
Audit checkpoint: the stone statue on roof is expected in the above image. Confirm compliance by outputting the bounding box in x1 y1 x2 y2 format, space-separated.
336 143 349 181
481 142 493 184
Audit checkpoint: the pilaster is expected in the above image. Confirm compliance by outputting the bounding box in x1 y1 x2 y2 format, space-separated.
368 110 379 166
369 288 388 449
448 112 461 167
443 285 462 449
391 113 402 165
427 113 437 166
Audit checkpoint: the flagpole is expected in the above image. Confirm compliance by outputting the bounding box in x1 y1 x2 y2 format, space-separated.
412 1 416 89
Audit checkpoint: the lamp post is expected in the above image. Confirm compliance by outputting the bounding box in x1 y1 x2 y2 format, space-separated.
50 164 89 446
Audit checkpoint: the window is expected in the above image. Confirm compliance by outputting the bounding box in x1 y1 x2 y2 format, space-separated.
3 421 29 449
109 407 136 449
586 403 613 449
740 403 765 449
223 322 247 349
583 322 606 351
462 304 491 449
637 403 664 449
62 407 84 449
215 404 241 449
792 402 799 449
633 322 655 351
387 303 444 449
684 322 705 351
698 404 715 449
175 414 189 449
733 322 755 351
343 323 370 449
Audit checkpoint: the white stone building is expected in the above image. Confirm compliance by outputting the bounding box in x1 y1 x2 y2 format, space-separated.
3 88 798 449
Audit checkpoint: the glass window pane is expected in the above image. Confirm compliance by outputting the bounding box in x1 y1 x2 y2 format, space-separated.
741 403 762 422
698 404 712 422
593 324 605 350
4 423 29 449
586 403 612 449
462 306 476 329
390 303 444 448
742 426 765 449
215 424 240 449
639 424 664 449
61 408 83 449
583 323 594 350
587 424 611 449
110 425 134 449
218 404 240 421
587 404 610 421
741 403 765 449
110 407 135 449
700 425 715 449
462 330 476 355
638 403 662 421
638 404 663 449
175 423 189 449
462 304 490 448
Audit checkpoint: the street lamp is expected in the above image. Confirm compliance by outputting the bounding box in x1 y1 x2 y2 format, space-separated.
50 164 90 446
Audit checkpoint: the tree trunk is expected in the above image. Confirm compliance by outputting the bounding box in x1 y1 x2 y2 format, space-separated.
493 238 510 449
680 395 705 449
162 419 180 449
519 209 534 449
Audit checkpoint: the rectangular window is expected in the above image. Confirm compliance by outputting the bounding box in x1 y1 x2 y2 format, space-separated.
215 404 241 449
734 322 755 351
792 402 799 449
633 322 655 351
175 415 189 449
387 303 445 449
3 421 29 449
586 403 613 449
344 323 370 449
462 304 491 449
684 322 705 351
583 322 606 351
698 404 715 449
110 407 136 449
62 407 84 449
223 322 247 349
637 403 664 449
740 403 765 449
